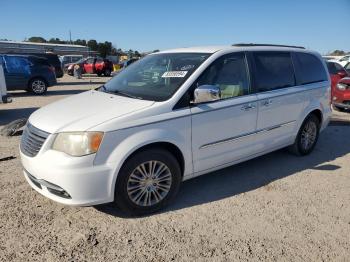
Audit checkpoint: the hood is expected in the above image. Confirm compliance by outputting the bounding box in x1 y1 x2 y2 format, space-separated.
29 90 155 133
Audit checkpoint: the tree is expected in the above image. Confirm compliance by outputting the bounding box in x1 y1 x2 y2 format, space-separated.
74 39 87 46
87 39 98 51
27 36 47 43
97 41 112 58
329 50 347 56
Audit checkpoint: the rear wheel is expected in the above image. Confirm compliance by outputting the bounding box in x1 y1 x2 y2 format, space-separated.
114 149 181 216
289 114 320 156
29 78 47 95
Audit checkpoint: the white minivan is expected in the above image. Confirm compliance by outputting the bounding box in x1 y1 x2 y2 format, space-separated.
20 44 331 215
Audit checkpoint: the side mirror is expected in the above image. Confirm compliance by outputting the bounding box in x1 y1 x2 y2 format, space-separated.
194 85 221 104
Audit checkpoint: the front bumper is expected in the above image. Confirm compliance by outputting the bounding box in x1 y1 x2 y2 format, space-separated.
20 148 115 206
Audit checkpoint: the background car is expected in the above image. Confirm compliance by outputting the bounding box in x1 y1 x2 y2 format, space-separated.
336 55 350 67
66 57 113 76
344 62 350 75
326 61 348 90
332 77 350 112
0 54 56 95
59 55 83 68
22 53 63 78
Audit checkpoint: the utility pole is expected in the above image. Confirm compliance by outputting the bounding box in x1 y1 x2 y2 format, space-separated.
69 30 72 44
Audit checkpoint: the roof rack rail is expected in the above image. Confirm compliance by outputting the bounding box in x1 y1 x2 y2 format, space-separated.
232 43 305 49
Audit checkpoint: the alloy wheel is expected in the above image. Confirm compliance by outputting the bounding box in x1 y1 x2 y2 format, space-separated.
127 160 172 207
300 121 317 151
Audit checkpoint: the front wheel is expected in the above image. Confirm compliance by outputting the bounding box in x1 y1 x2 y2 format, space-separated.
29 78 47 95
289 114 320 156
114 149 181 216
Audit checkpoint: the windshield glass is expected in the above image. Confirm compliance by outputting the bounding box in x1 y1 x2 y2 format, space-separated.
101 53 210 101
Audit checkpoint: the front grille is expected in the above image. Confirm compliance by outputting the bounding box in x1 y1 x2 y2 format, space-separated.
20 123 50 157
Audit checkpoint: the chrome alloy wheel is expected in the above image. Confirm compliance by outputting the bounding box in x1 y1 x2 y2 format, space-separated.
31 80 46 93
301 121 317 151
127 161 172 207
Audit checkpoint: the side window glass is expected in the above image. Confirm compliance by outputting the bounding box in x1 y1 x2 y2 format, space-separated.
327 63 336 74
293 53 328 85
196 53 249 100
334 63 344 72
253 52 295 92
4 56 30 74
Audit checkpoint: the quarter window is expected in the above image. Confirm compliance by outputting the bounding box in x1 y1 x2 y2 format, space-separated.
293 52 328 85
196 53 250 100
253 52 295 92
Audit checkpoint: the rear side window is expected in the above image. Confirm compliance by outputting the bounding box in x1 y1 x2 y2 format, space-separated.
253 52 295 92
293 53 327 85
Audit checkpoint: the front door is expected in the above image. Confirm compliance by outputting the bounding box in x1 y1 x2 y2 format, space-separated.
191 52 258 173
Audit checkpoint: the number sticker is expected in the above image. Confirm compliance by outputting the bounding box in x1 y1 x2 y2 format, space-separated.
161 71 188 78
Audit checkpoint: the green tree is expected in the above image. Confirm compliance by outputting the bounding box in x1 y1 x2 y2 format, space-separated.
28 36 47 43
74 39 87 46
87 39 98 51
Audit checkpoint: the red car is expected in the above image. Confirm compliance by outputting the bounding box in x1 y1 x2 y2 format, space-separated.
332 77 350 111
326 61 349 111
66 57 113 77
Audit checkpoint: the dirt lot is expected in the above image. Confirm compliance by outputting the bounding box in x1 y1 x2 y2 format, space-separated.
1 75 350 261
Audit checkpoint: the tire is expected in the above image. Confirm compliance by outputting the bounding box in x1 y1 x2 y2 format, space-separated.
288 114 320 156
97 71 102 77
104 68 111 77
333 105 346 112
29 78 47 95
114 148 182 216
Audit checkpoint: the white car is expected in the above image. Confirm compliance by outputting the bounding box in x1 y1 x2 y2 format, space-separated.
333 55 350 67
20 44 331 215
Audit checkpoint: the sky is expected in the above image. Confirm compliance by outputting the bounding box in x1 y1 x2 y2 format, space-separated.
1 0 349 54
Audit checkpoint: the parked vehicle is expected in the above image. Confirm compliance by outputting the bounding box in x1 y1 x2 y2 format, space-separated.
59 55 83 68
0 54 56 95
20 45 331 215
326 61 349 108
66 57 113 76
336 55 350 67
344 62 350 75
332 77 350 111
22 53 63 78
0 62 12 103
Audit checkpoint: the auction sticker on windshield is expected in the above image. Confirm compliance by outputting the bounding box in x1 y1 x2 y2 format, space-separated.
162 71 188 78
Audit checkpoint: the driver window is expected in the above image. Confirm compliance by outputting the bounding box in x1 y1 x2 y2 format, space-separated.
196 53 249 100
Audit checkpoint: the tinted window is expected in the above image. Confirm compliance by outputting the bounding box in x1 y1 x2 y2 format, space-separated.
253 52 295 92
345 62 350 71
4 56 30 74
293 53 327 85
327 62 337 74
196 53 249 99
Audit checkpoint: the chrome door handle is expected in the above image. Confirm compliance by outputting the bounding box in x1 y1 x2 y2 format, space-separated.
241 103 256 111
262 99 272 106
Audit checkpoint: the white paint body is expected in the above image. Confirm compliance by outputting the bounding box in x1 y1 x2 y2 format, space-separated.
20 46 332 206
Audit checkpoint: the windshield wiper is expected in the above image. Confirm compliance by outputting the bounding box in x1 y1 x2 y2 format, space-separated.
99 85 143 100
114 90 143 100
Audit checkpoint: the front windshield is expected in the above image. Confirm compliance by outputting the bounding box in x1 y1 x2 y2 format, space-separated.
101 53 210 101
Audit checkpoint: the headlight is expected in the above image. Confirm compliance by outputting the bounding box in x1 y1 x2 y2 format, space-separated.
337 83 346 91
52 132 104 156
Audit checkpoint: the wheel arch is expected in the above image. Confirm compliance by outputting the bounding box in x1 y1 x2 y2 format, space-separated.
27 76 48 89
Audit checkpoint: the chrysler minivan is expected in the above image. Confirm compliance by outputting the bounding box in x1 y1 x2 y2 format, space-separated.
20 44 331 215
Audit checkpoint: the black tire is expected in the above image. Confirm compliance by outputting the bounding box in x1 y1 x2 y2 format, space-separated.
28 78 47 95
104 68 111 77
288 114 320 156
333 105 347 112
97 71 102 77
114 148 182 216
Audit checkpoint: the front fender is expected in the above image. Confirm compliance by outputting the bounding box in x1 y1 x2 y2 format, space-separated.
94 116 192 198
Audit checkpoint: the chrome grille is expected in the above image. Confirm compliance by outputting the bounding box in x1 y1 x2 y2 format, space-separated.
20 123 50 157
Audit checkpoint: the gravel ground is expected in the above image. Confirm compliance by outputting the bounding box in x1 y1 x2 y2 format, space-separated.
1 75 350 261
